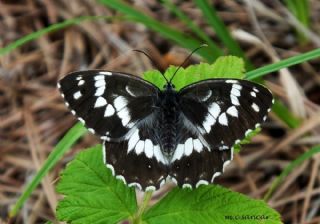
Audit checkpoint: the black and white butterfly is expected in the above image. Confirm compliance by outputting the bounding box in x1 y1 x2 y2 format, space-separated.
58 69 273 191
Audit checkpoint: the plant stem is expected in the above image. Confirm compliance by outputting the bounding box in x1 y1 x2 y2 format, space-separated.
132 190 154 224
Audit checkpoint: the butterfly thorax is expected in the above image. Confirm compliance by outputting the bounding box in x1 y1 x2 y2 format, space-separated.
158 87 180 158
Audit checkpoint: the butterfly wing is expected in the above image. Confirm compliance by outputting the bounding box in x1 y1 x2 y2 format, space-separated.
103 123 169 191
170 79 273 187
179 79 273 150
59 70 168 190
58 70 160 140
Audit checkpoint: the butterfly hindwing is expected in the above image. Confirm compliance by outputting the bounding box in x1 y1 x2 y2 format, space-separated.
168 123 232 188
103 125 168 191
179 79 273 150
58 70 160 140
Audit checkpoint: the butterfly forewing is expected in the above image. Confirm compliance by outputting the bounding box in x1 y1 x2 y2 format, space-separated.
58 70 160 140
179 79 273 150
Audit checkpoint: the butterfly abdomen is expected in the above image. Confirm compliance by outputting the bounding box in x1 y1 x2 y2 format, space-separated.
158 89 180 157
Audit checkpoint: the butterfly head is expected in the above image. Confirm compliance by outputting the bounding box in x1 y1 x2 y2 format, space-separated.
163 83 176 90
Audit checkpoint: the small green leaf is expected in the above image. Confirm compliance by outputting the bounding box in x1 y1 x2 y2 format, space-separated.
143 185 282 224
143 56 245 90
56 145 137 224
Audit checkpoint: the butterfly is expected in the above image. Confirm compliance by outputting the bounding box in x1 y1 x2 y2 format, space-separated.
58 68 273 191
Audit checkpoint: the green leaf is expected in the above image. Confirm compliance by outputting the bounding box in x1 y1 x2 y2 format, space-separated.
56 145 137 224
143 185 282 224
143 56 245 90
10 122 87 217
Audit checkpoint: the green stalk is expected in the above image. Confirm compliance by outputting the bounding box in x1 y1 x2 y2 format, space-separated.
132 190 154 224
245 48 320 80
193 0 253 70
98 0 220 62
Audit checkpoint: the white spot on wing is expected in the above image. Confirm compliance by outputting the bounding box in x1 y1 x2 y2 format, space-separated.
201 90 212 102
231 86 241 97
128 129 140 153
250 91 256 97
230 95 240 106
226 80 238 84
104 104 115 117
95 86 105 96
203 115 215 133
78 118 85 124
128 182 142 191
159 179 166 187
219 145 228 150
171 144 184 162
100 71 112 76
226 106 238 117
232 84 242 90
154 145 167 164
73 91 82 99
125 85 137 97
169 176 178 185
116 175 127 184
94 96 107 107
78 80 85 86
94 75 105 81
218 112 228 126
251 103 260 112
145 186 156 192
88 128 95 134
95 79 106 87
106 164 115 176
196 180 208 188
211 172 221 182
184 138 193 156
208 102 221 118
193 139 203 152
182 183 192 189
223 160 231 172
114 96 128 111
253 87 259 93
144 139 153 158
76 76 82 81
245 129 252 136
117 107 130 126
135 140 144 155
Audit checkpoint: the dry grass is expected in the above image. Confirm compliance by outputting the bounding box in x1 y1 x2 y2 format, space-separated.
0 0 320 223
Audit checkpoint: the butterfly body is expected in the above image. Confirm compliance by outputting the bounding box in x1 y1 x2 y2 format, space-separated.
58 70 273 191
157 84 181 157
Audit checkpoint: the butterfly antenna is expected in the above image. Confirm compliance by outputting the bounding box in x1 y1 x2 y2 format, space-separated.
169 44 208 84
133 49 169 84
